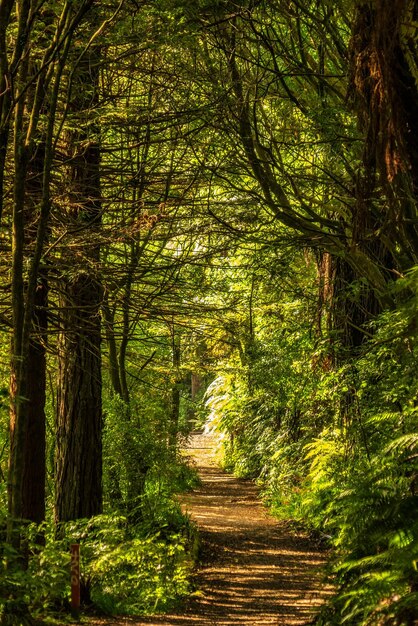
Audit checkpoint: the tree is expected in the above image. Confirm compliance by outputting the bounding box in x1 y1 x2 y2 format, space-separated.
172 0 398 340
0 0 14 224
7 0 92 544
54 14 103 523
349 0 418 269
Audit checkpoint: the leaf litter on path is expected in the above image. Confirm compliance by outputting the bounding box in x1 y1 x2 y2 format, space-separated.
88 431 332 626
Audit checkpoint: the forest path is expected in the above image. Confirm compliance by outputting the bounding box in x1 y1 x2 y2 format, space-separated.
90 431 332 626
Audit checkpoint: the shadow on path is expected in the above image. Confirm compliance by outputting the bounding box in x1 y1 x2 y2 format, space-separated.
91 432 332 626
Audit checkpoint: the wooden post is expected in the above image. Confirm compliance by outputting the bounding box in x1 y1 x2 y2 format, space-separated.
70 543 80 620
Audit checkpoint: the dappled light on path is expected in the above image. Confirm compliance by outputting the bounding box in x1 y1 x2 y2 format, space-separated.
91 431 331 626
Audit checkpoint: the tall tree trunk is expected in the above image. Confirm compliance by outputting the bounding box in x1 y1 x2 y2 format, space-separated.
0 0 16 224
170 327 181 448
349 0 418 268
55 273 103 521
22 283 47 524
55 40 103 523
103 298 123 398
21 135 48 524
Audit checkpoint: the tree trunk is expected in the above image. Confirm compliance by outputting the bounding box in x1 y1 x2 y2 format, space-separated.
55 40 103 523
103 299 123 398
0 0 15 224
169 328 181 448
21 282 47 524
55 273 103 521
349 0 418 268
18 112 49 525
10 282 48 528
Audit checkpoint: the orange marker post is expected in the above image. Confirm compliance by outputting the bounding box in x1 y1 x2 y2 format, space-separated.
70 543 80 620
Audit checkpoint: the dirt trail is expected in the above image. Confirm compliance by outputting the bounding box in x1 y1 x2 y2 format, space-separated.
90 431 332 626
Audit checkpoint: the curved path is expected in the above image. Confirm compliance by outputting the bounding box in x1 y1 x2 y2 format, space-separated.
91 431 332 626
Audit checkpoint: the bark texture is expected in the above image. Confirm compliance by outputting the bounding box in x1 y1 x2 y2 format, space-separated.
349 0 418 267
55 40 103 523
55 273 103 521
21 279 47 524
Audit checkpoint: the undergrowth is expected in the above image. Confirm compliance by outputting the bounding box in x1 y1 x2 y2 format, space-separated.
206 283 418 626
0 450 200 624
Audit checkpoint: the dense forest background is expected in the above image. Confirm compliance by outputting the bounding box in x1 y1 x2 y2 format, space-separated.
0 1 417 624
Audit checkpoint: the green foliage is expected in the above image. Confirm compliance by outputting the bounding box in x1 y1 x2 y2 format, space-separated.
205 281 318 480
103 395 199 513
308 423 418 625
0 524 70 622
91 533 192 614
0 511 197 622
288 300 418 624
65 514 195 615
206 266 418 625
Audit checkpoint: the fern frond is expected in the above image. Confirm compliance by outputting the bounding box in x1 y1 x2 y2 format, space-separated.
385 433 418 455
